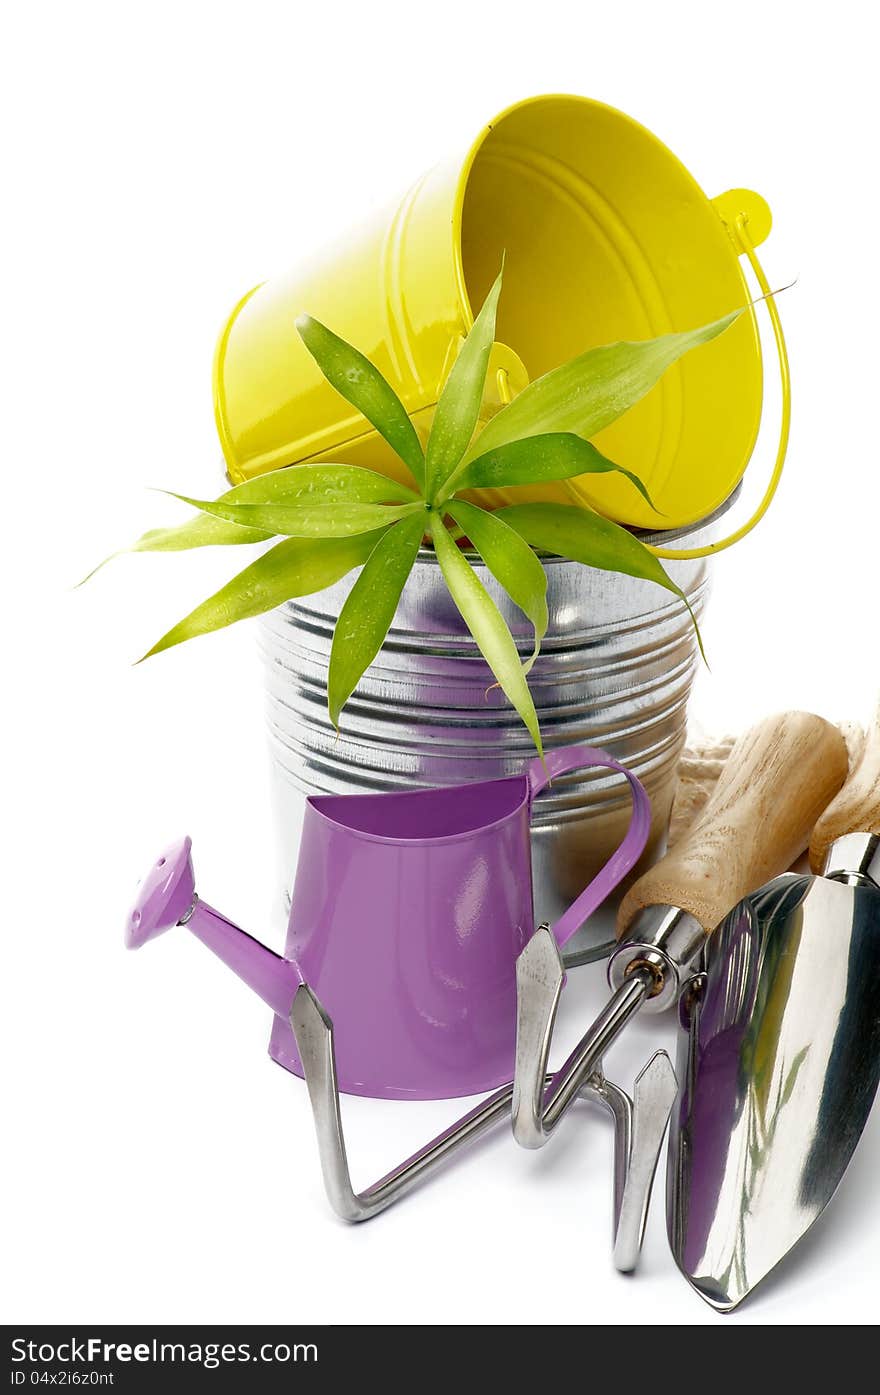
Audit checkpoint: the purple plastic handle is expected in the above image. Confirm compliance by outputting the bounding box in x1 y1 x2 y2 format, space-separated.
526 746 652 949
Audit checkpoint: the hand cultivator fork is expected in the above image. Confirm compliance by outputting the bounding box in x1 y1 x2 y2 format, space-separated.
290 970 676 1274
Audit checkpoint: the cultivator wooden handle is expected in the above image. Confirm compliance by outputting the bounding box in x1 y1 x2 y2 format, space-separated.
512 711 850 1171
618 711 849 936
810 702 880 871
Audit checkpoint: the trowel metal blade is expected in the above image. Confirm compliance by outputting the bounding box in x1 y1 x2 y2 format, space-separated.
667 871 880 1312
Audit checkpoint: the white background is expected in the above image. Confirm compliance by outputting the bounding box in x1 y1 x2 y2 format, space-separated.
2 0 878 1330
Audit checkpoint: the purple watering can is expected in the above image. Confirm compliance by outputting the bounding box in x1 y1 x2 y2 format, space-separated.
127 744 679 1255
127 746 650 1101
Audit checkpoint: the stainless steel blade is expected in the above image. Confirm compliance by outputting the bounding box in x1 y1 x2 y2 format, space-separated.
667 870 880 1311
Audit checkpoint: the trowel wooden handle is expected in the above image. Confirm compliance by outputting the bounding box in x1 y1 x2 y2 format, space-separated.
809 702 880 871
617 712 848 936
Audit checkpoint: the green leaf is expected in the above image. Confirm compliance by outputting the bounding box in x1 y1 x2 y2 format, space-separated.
431 517 543 756
459 310 742 466
447 500 548 672
78 512 270 586
82 462 415 585
132 514 270 550
168 493 424 539
296 315 426 490
424 265 504 498
327 512 426 728
215 461 420 506
497 502 705 662
140 532 383 660
449 432 655 510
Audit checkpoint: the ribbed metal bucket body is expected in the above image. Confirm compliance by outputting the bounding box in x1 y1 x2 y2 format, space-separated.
260 520 714 955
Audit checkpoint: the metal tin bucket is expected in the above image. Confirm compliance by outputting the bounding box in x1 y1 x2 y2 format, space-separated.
260 509 720 960
214 93 771 532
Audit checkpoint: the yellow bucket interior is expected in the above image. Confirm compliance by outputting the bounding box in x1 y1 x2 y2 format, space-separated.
454 95 765 529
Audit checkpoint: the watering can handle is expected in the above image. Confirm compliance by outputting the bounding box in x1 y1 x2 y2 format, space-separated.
527 747 651 948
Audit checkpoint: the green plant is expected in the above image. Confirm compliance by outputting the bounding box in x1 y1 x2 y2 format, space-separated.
93 268 742 754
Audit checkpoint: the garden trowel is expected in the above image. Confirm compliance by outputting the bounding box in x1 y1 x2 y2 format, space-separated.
668 704 880 1311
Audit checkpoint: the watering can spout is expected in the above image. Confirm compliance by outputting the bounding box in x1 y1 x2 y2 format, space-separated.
125 837 302 1019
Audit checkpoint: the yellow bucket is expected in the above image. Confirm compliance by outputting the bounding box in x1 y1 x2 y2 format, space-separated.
213 94 778 534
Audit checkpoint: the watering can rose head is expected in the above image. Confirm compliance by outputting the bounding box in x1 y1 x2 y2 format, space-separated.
88 267 747 755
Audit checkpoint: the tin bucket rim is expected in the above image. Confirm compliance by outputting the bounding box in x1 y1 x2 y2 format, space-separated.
409 484 739 567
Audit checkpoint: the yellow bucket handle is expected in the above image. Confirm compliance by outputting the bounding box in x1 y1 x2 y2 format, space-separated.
645 215 791 561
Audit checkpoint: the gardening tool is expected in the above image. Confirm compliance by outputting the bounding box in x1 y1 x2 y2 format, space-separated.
214 93 788 542
126 745 650 1101
512 712 849 1150
290 983 676 1260
668 706 880 1311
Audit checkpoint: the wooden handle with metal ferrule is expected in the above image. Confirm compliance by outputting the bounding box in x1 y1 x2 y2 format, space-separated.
809 702 880 871
617 711 849 937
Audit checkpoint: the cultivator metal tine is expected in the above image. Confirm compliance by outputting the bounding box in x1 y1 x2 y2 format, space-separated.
512 928 677 1269
291 984 539 1223
513 926 654 1149
292 968 676 1267
612 1052 678 1271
